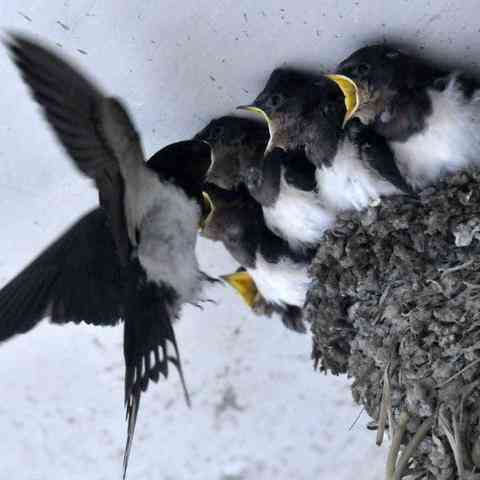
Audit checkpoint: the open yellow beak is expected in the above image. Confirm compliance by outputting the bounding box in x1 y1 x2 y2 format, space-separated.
221 270 258 308
237 105 271 125
199 191 215 231
326 74 360 127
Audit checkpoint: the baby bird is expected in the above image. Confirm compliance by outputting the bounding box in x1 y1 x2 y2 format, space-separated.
336 44 480 187
194 115 269 192
201 183 311 334
238 69 412 250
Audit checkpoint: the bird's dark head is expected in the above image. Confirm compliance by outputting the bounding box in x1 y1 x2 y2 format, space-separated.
200 183 262 267
238 69 313 128
194 116 268 190
147 140 213 230
335 44 430 125
148 140 212 189
238 69 345 154
338 45 402 88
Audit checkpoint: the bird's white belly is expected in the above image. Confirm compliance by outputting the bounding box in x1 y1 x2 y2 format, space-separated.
249 253 310 308
316 140 399 212
263 174 335 250
134 176 203 304
391 76 480 188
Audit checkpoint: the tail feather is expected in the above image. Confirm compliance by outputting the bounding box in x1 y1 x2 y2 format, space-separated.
122 268 190 479
123 393 140 480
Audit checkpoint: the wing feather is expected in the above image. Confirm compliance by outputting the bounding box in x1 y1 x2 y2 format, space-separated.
6 33 135 263
0 209 123 342
122 269 190 479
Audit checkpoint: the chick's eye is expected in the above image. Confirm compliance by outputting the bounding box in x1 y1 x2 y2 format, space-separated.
226 224 242 244
355 63 371 76
270 94 282 107
227 234 240 246
386 51 400 59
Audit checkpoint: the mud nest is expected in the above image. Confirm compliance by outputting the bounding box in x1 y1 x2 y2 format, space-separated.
306 168 480 479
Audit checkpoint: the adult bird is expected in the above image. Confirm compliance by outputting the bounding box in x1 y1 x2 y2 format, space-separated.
238 68 413 251
335 44 480 188
4 33 213 478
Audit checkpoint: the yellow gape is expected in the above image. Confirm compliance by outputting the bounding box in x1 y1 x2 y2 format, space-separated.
237 105 271 126
222 270 259 308
199 191 215 232
326 74 360 127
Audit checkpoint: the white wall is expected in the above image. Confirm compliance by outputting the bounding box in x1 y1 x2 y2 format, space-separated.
0 1 475 479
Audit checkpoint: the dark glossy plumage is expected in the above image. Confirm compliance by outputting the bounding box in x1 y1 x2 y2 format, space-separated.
0 208 122 341
7 34 131 264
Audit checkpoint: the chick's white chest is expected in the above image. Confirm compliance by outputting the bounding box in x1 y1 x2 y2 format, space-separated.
249 253 310 308
391 75 480 187
316 139 399 212
263 171 335 250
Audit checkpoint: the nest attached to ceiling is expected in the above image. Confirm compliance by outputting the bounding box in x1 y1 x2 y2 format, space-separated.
306 167 480 479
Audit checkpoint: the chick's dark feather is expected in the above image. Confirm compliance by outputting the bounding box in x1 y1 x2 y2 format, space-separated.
346 120 414 195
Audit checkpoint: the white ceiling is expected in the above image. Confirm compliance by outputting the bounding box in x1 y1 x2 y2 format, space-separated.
0 1 477 479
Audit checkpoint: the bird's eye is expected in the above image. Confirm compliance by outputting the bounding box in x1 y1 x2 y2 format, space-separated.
226 224 242 244
270 94 282 107
321 104 330 118
227 234 240 246
386 51 400 59
355 63 371 77
212 126 223 138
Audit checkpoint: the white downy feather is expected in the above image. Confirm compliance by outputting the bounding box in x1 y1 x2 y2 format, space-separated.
391 73 480 188
316 139 400 212
263 171 335 251
249 253 310 308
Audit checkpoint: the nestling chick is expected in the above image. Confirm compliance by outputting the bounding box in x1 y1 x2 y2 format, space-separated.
239 69 412 250
201 184 311 334
336 44 480 187
194 116 269 191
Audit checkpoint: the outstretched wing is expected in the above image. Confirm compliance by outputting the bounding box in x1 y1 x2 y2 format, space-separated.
6 33 136 264
7 34 190 478
0 209 123 342
122 264 190 479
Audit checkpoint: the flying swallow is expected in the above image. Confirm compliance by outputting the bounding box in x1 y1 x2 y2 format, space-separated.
5 33 214 479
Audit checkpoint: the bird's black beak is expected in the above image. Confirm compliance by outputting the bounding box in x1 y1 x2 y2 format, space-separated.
325 74 360 127
221 270 259 308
